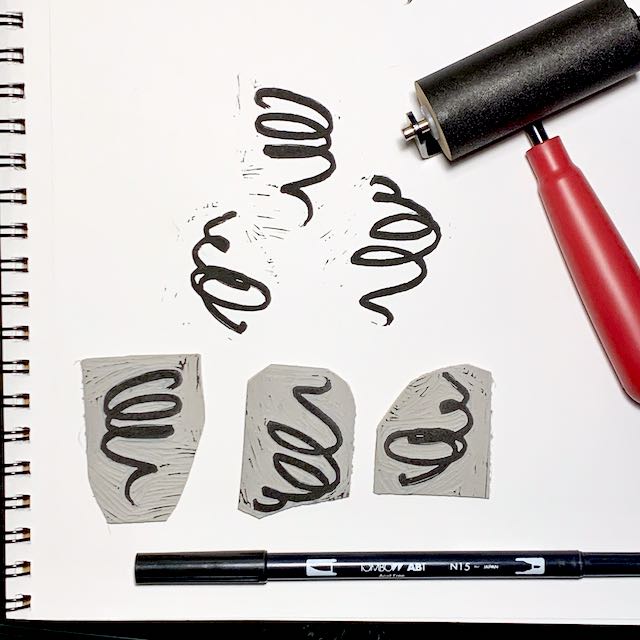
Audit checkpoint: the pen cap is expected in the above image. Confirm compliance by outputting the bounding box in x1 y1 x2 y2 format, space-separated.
135 551 268 585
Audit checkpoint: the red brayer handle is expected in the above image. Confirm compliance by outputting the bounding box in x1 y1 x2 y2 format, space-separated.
527 137 640 403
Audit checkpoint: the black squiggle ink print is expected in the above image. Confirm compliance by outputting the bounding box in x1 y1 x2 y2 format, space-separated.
383 372 473 487
253 378 343 513
255 87 336 226
101 370 183 506
351 175 442 325
191 211 271 334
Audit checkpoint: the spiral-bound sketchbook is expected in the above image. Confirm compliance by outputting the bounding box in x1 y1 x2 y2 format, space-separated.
2 0 640 625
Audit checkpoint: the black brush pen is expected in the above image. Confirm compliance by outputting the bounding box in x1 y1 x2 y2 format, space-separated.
135 550 640 584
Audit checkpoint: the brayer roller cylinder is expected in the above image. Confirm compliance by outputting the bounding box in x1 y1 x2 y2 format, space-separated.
415 0 640 160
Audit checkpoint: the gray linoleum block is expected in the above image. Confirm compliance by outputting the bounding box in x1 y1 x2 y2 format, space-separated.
81 354 205 524
374 365 492 499
239 364 356 518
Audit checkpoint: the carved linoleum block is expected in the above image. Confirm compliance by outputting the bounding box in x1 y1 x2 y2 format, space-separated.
374 365 492 499
82 354 204 524
239 364 355 518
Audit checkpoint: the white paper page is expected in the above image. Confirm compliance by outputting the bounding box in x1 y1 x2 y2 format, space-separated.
11 0 640 623
1 0 52 618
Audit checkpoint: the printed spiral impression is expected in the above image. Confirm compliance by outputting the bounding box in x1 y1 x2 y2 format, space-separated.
352 175 442 326
191 211 271 334
1 10 31 613
255 87 336 226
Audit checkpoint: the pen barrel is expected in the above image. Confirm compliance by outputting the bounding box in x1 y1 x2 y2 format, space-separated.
268 552 583 580
134 551 640 584
583 553 640 576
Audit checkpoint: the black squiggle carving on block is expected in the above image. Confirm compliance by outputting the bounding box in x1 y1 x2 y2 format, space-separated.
351 175 442 325
191 211 271 334
255 87 336 226
101 370 183 505
383 372 472 487
253 378 343 513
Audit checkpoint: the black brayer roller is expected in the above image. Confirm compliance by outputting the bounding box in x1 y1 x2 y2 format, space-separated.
403 0 640 403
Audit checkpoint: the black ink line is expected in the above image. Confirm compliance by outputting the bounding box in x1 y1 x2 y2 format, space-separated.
101 370 183 506
262 226 288 233
253 378 343 513
383 372 473 487
351 175 441 325
255 87 336 226
190 211 271 334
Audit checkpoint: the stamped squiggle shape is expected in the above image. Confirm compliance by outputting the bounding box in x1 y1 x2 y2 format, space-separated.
191 211 271 334
351 175 441 325
255 88 336 226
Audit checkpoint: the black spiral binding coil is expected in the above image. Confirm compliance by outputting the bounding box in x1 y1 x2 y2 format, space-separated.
0 9 30 616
